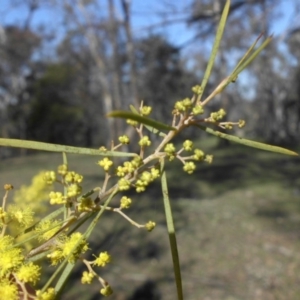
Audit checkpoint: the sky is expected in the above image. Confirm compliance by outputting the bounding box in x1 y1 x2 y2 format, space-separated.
0 0 194 48
131 0 298 45
0 0 298 49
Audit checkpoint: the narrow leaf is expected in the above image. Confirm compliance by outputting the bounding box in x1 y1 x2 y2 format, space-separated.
197 0 230 102
231 33 264 75
0 138 136 157
129 105 166 137
195 124 298 156
160 160 183 300
108 110 176 132
235 35 272 75
55 262 75 297
201 34 272 106
83 189 118 239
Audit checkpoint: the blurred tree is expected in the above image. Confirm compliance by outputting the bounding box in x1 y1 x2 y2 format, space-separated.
55 1 197 145
135 35 197 123
57 0 135 143
283 27 300 144
25 63 86 145
0 25 40 156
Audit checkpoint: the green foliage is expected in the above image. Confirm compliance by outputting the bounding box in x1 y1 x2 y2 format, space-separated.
26 64 85 145
135 35 198 121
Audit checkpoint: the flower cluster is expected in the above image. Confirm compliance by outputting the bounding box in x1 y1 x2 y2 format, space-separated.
0 235 41 299
65 171 83 184
81 271 94 284
145 221 156 232
49 191 66 205
116 161 135 177
210 108 226 122
34 219 61 242
192 104 204 115
118 135 130 145
183 140 193 151
58 164 68 175
120 196 132 209
100 285 113 297
80 251 112 296
163 139 213 175
174 98 193 112
164 143 176 161
183 162 196 174
191 85 202 95
36 288 56 299
98 157 113 171
126 119 138 126
78 197 94 212
193 149 205 161
135 168 160 193
118 178 131 191
115 157 143 179
7 205 34 227
93 251 111 267
140 105 152 116
47 232 89 265
13 171 52 215
43 171 56 185
139 136 151 147
45 166 84 206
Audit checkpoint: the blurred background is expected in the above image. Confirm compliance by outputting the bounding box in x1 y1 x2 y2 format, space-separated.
1 0 300 299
